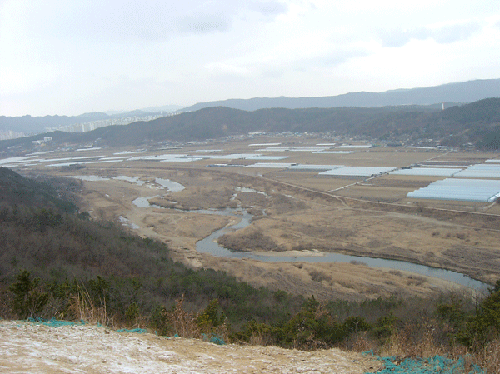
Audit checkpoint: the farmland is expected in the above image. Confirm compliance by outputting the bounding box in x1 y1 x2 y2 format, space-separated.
7 134 500 300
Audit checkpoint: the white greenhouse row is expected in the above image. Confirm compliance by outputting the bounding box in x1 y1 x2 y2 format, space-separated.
407 178 500 202
319 167 397 177
246 162 297 168
453 164 500 179
257 146 330 152
390 167 463 177
287 164 343 172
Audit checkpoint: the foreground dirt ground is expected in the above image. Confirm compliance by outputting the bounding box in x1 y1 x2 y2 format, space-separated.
0 320 381 374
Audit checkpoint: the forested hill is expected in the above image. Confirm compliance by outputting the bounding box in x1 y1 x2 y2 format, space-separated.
2 98 500 151
0 167 78 212
181 78 500 112
0 168 305 332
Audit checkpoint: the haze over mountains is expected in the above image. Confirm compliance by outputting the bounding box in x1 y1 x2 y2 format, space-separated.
1 97 500 153
180 79 500 112
0 79 500 152
0 109 178 136
2 79 500 135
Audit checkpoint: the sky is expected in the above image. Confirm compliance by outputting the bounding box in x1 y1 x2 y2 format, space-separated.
1 0 500 117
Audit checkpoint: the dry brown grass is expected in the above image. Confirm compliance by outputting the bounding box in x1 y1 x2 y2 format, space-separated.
68 288 111 327
381 323 445 358
376 322 500 373
342 331 378 353
162 297 201 338
476 340 500 373
153 297 229 344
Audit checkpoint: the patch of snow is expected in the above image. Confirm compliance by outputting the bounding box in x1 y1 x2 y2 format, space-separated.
76 147 102 152
155 178 185 192
71 175 111 181
113 176 145 186
118 216 140 230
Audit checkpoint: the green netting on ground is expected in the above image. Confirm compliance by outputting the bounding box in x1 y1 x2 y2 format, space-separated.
201 333 226 345
364 352 484 373
116 328 147 333
26 317 86 327
26 318 149 333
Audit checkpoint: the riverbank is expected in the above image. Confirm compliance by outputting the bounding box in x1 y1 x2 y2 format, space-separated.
195 207 487 290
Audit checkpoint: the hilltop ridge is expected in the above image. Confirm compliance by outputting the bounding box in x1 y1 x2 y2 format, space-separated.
2 97 500 152
180 78 500 112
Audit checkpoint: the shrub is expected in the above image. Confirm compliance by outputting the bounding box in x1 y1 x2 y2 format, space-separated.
9 270 48 319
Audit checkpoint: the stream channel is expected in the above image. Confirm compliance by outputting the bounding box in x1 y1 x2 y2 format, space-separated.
132 198 488 291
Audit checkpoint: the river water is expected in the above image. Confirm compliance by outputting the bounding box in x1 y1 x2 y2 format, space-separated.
194 208 489 291
130 195 488 290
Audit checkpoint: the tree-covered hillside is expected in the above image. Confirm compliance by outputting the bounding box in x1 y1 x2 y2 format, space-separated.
0 167 303 328
0 168 79 213
2 98 500 151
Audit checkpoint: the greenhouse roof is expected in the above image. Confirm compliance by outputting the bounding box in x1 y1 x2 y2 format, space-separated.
453 164 500 179
319 167 397 177
390 167 463 177
407 178 500 202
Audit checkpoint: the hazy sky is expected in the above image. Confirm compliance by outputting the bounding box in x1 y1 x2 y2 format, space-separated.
1 0 500 116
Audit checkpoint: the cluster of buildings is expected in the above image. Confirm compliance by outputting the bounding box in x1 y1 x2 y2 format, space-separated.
44 114 169 133
0 130 26 140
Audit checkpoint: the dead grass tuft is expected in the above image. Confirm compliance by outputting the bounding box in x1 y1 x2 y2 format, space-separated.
164 297 200 338
378 321 499 372
342 331 377 353
382 322 445 358
68 287 111 327
476 339 500 373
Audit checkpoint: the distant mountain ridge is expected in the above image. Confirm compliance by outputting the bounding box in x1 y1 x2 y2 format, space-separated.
180 79 500 112
2 97 500 151
2 79 499 135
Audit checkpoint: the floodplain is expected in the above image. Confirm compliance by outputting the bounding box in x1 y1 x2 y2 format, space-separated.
11 134 500 301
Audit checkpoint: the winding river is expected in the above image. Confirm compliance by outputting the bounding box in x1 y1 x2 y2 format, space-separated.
195 208 489 291
131 195 488 291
